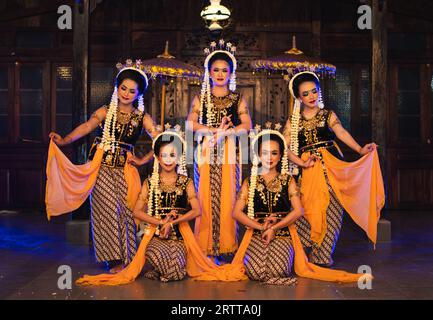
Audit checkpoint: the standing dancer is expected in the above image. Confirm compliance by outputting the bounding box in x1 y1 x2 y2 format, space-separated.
46 60 161 273
186 40 252 263
283 71 385 267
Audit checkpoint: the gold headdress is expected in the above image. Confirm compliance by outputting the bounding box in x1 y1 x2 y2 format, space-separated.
247 121 289 219
147 124 187 218
199 39 237 126
288 71 324 175
100 59 149 152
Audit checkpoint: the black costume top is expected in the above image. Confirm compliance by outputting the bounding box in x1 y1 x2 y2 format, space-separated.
297 108 342 159
146 174 192 240
88 107 145 168
201 92 241 128
247 173 294 237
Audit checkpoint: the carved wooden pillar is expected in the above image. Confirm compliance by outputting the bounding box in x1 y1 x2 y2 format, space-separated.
70 0 89 222
372 0 387 173
372 0 390 240
72 0 89 164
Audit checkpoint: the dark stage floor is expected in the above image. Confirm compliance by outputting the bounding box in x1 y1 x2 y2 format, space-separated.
1 209 432 300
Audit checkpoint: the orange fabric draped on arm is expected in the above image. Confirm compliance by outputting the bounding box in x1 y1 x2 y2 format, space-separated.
45 140 103 220
300 148 385 246
75 222 248 286
45 140 142 221
322 148 385 245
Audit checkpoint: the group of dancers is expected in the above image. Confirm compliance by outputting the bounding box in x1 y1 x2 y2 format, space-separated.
46 40 385 286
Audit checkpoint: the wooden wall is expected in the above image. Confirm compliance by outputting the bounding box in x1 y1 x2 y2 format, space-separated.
0 0 433 211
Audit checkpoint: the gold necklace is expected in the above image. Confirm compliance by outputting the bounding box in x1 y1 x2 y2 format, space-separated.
116 110 132 125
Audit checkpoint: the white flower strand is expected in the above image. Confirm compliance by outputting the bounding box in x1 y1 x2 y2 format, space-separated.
229 73 236 91
281 148 289 175
318 89 324 109
198 69 208 125
138 94 145 112
148 156 161 219
289 99 301 175
177 153 187 176
101 87 118 152
247 155 259 219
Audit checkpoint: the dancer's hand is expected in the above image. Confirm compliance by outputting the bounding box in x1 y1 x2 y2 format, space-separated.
209 115 233 147
302 154 317 168
161 213 174 224
160 222 173 239
49 132 68 146
262 227 275 246
218 115 232 131
128 155 144 166
359 143 377 156
167 210 178 220
262 214 277 230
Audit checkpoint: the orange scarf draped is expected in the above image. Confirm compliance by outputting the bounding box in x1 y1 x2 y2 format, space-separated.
76 225 157 286
229 226 368 283
75 222 247 286
194 136 238 254
75 222 368 286
45 140 141 220
300 148 385 246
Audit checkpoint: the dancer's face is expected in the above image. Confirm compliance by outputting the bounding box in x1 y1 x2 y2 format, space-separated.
259 140 281 172
158 143 179 173
117 79 139 106
210 60 231 87
298 81 319 109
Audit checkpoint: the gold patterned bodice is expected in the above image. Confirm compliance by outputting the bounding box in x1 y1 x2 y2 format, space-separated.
201 92 241 128
144 174 192 240
298 109 336 148
88 107 145 167
250 173 293 237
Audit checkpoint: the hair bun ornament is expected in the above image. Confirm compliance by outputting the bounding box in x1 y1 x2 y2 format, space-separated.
116 59 149 91
288 71 320 99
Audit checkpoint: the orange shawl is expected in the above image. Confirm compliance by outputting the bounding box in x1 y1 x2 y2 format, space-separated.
194 136 238 254
75 222 247 286
75 220 367 286
227 226 368 283
300 148 385 246
45 140 141 220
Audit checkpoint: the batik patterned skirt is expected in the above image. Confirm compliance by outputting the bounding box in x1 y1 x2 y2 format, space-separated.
295 176 344 265
90 165 137 265
244 234 296 286
144 237 187 282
